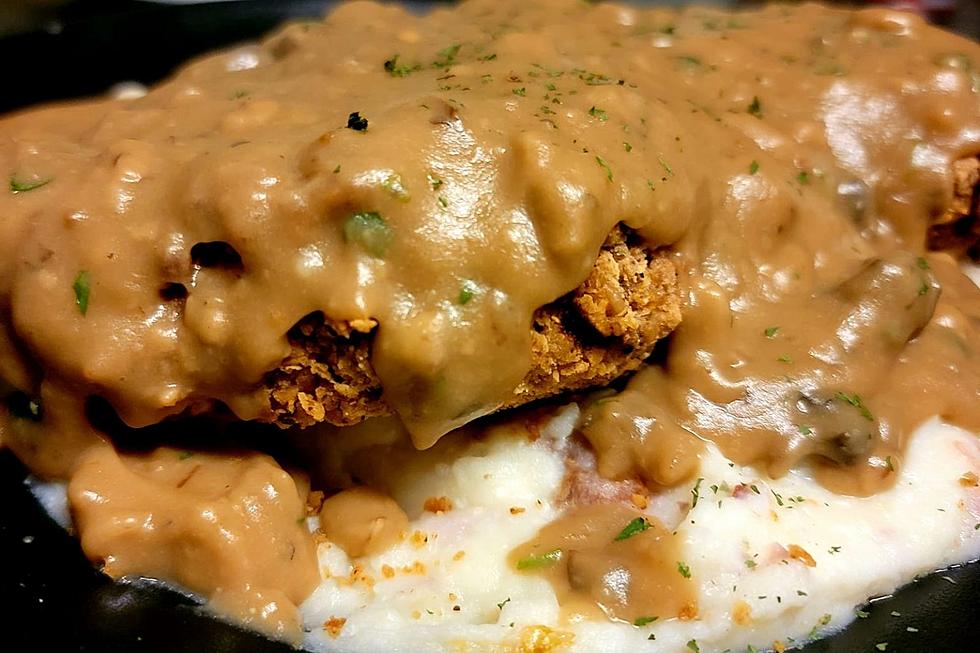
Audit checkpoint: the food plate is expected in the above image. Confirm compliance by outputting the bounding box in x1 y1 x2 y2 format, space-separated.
0 1 977 651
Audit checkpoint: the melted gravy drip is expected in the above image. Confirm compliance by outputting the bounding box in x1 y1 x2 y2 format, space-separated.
68 446 318 642
0 0 976 636
510 503 695 624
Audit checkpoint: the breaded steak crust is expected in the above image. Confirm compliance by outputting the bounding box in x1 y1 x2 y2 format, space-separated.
929 155 980 257
265 227 681 429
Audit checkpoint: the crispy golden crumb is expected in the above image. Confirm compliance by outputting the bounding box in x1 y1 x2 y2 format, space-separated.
424 496 454 513
306 490 325 515
929 155 979 257
787 544 817 567
510 506 526 515
732 600 753 626
410 530 429 547
630 493 649 509
959 471 978 487
323 617 346 638
381 564 395 579
264 226 681 428
453 550 466 561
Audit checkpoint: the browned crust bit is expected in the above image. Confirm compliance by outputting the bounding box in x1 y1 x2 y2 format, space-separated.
264 225 682 429
929 155 980 257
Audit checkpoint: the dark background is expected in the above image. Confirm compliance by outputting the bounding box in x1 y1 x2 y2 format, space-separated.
0 2 978 652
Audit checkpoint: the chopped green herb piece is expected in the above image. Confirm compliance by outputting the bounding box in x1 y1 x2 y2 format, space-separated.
677 55 702 69
384 55 422 77
178 451 195 460
458 280 478 305
875 644 888 651
745 559 757 569
496 597 511 610
677 561 692 578
765 326 780 338
796 170 810 185
747 96 762 117
512 87 526 97
855 609 869 618
829 546 841 554
381 173 410 202
797 590 808 596
623 142 633 152
686 640 700 653
516 548 562 570
771 490 785 506
647 634 656 640
343 211 393 258
835 392 874 421
907 627 919 633
347 112 369 131
884 456 895 472
633 616 658 627
615 517 651 541
438 196 449 208
748 646 758 653
799 425 813 435
595 155 613 182
433 43 461 68
229 89 249 100
333 164 341 174
750 484 760 494
818 614 832 626
658 155 674 176
777 354 793 364
428 175 444 191
916 256 930 270
588 106 609 121
918 279 930 296
10 175 51 194
477 53 497 62
73 270 91 316
691 477 704 509
749 160 759 174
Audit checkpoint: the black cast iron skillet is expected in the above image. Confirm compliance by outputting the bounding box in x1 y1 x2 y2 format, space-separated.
0 1 977 651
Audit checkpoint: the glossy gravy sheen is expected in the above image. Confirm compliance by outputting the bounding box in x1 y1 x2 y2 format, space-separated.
0 0 978 637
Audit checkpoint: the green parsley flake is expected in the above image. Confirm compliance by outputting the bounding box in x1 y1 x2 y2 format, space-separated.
614 517 651 541
745 559 757 569
677 561 692 578
747 96 762 117
623 142 633 152
856 609 870 618
916 256 930 270
875 644 888 651
178 451 195 460
588 106 609 121
798 425 813 435
343 211 393 258
835 391 874 421
384 55 421 77
691 477 704 509
686 639 700 653
765 326 780 338
749 160 760 174
496 597 511 610
797 170 810 185
512 87 526 97
381 173 410 202
595 156 613 182
633 616 658 627
516 548 562 570
433 44 461 68
72 270 91 316
10 175 52 194
778 354 793 364
458 280 478 305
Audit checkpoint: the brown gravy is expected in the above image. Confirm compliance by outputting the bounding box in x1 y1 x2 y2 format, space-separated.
0 0 978 636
